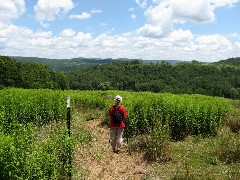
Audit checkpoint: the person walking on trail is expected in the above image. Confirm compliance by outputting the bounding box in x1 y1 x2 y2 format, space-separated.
109 95 128 154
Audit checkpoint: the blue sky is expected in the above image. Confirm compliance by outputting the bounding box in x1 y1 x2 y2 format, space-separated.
0 0 240 62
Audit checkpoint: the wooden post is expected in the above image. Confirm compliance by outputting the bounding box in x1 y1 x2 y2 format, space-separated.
67 96 71 137
67 96 71 179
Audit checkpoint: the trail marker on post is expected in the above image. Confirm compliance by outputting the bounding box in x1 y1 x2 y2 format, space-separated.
67 96 72 179
67 96 71 136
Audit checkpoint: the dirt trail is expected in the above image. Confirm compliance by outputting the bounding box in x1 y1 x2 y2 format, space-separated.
73 114 149 180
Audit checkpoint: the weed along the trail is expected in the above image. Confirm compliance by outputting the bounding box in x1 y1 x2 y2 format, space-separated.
72 109 149 179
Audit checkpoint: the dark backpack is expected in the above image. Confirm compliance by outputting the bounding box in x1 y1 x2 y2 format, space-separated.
113 106 123 124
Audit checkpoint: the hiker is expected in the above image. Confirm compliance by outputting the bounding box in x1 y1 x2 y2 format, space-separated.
109 95 128 153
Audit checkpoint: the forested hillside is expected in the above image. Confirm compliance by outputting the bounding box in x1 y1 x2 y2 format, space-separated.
2 55 240 99
215 57 240 66
12 56 182 72
68 59 240 99
11 56 140 72
0 56 69 90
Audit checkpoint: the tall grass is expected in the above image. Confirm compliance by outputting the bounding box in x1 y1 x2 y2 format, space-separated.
0 88 92 179
0 88 66 129
0 88 234 178
119 92 232 140
213 128 240 164
0 123 73 179
144 121 172 162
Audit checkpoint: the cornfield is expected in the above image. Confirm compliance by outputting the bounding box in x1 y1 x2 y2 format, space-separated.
0 88 233 179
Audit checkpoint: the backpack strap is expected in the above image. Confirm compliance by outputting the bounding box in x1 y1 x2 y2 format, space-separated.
113 105 121 109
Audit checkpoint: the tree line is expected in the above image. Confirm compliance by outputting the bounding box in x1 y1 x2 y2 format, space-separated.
0 56 69 90
11 56 133 72
1 55 240 99
68 59 240 99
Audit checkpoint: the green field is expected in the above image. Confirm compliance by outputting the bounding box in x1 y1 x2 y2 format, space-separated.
0 88 240 179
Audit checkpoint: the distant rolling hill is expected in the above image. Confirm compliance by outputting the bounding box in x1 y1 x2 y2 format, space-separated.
11 56 184 72
143 60 183 64
11 56 132 72
213 57 240 66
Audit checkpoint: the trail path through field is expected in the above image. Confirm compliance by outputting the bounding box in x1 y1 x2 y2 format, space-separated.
73 111 150 180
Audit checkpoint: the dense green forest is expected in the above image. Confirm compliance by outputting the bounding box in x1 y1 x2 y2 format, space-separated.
11 56 141 72
0 56 69 90
215 57 240 66
68 59 240 99
12 56 181 72
1 55 240 99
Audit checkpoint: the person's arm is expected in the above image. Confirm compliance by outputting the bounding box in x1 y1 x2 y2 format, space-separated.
109 106 113 119
121 106 128 123
108 107 113 128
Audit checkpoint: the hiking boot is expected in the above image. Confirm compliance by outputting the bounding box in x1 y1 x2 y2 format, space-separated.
115 149 120 154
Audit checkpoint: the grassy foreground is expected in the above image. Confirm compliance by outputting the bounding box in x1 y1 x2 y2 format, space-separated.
71 107 240 179
0 88 240 179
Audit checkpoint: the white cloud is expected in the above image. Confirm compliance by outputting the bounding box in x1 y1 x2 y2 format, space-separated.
136 0 147 8
0 0 26 23
71 32 92 47
34 0 74 25
60 28 76 37
69 12 91 19
145 3 172 25
90 9 102 14
184 35 232 54
128 8 135 12
0 21 239 62
235 41 240 49
150 0 240 24
69 9 102 20
100 23 108 27
39 21 49 28
131 14 137 19
73 32 92 42
0 23 93 58
137 0 217 38
170 29 193 42
153 0 240 8
0 24 53 40
137 24 165 38
132 36 157 48
137 3 172 37
210 0 240 8
171 0 215 23
94 34 129 47
195 34 231 47
34 31 53 38
152 0 161 4
229 33 238 37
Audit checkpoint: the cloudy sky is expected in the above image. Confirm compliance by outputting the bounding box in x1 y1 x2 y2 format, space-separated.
0 0 240 62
